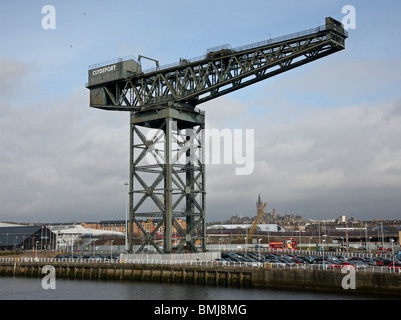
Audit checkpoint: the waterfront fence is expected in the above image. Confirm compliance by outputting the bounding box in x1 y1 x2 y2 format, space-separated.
1 257 399 274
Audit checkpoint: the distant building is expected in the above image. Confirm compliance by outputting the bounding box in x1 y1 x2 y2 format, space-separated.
83 219 187 237
207 223 285 232
272 208 277 219
338 215 347 223
49 224 125 252
0 224 54 251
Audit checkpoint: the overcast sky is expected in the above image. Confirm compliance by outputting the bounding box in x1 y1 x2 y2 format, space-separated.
1 0 401 223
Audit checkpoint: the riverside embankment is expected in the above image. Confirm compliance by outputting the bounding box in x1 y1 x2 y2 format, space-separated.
1 257 400 298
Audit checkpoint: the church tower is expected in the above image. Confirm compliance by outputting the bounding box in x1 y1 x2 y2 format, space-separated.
256 194 263 213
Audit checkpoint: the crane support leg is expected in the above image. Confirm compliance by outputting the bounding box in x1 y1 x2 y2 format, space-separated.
128 106 206 254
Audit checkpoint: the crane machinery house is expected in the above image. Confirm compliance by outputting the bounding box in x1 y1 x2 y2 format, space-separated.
88 59 141 86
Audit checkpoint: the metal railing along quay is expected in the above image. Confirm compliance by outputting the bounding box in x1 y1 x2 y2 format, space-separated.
1 256 400 274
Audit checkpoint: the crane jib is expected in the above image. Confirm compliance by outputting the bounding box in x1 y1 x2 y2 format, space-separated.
87 17 347 111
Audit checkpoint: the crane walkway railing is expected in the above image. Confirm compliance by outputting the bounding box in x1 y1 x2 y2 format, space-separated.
141 23 344 75
88 22 347 74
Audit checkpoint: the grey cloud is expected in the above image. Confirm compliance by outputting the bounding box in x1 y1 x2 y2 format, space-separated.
202 94 401 220
1 55 401 223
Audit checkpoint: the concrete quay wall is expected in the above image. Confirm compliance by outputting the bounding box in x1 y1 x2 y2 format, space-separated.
0 260 400 298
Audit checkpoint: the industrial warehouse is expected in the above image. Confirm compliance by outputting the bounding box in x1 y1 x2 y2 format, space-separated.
0 223 53 251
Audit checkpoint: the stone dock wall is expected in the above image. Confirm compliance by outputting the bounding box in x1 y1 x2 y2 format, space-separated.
1 260 400 298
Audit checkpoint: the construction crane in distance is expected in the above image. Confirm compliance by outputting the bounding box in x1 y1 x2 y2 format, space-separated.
86 17 348 254
248 202 268 241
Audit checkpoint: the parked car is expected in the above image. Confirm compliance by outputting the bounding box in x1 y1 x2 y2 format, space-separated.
315 261 336 268
336 255 349 261
289 257 305 264
351 260 369 268
388 262 401 271
213 258 229 266
372 257 385 266
349 257 364 261
332 261 356 270
362 258 378 266
378 258 392 265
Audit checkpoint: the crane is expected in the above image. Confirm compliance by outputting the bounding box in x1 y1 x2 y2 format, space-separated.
248 203 268 241
86 17 348 254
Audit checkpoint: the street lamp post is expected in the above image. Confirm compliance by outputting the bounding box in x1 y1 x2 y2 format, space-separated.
124 182 129 251
391 239 395 272
71 238 74 258
341 237 344 252
321 234 327 269
35 241 39 260
368 237 372 256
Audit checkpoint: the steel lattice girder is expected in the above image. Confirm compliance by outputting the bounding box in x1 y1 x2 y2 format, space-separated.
128 107 206 254
88 18 347 111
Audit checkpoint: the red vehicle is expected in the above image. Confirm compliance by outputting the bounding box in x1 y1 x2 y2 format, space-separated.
372 258 384 266
388 262 401 271
269 238 298 250
269 242 285 250
285 238 297 250
332 261 356 270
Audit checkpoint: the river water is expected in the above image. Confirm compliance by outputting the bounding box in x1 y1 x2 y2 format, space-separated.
0 276 373 300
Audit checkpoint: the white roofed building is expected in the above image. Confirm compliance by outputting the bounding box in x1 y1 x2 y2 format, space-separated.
207 223 285 232
49 224 125 252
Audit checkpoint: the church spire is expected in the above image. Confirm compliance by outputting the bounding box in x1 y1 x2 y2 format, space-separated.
257 194 263 213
